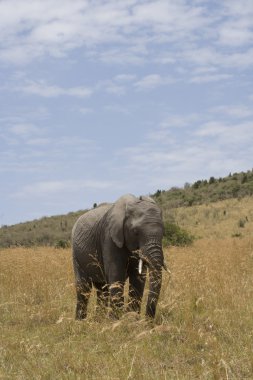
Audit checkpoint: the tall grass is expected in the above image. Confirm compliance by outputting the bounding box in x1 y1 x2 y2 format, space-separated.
169 196 253 239
1 238 253 379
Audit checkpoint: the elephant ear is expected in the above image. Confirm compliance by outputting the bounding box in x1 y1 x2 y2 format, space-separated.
109 194 137 248
139 195 156 204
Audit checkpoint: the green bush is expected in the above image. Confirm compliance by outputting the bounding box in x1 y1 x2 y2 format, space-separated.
163 221 194 247
55 239 70 249
238 219 246 228
232 232 242 238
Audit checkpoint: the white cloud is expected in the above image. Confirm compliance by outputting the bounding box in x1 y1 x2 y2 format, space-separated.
224 0 253 15
190 73 232 83
135 74 173 90
159 114 200 130
26 138 51 146
211 105 253 119
104 83 126 96
183 46 253 71
14 179 115 198
0 116 101 176
9 123 41 136
132 0 208 36
103 104 130 114
114 74 137 83
95 77 130 96
1 0 252 72
195 121 229 137
79 107 93 115
182 47 222 68
117 106 253 190
225 48 253 69
17 80 92 98
218 24 253 47
216 2 253 46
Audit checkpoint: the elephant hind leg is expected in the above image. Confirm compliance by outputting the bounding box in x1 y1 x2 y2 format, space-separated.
75 279 92 320
127 259 147 313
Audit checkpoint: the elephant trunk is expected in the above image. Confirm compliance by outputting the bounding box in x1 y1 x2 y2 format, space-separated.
146 265 162 318
141 239 164 318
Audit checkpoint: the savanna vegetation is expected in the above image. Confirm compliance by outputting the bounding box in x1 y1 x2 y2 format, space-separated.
153 169 253 208
1 169 253 378
1 238 253 378
0 210 85 249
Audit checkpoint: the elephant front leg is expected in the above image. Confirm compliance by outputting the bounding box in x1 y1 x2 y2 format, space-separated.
109 281 125 318
127 257 147 313
102 243 129 318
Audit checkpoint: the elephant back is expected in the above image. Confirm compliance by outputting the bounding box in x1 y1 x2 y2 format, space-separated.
72 204 112 251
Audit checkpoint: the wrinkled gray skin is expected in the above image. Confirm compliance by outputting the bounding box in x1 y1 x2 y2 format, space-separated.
72 194 165 319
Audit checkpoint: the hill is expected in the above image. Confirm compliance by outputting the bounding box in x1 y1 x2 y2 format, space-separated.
152 169 253 208
0 210 85 248
1 169 253 248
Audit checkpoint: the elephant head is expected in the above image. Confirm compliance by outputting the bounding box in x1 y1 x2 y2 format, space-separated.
108 194 165 318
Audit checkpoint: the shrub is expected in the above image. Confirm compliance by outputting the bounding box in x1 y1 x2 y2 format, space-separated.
55 239 70 249
154 189 162 197
193 180 202 189
238 219 246 228
241 174 248 184
232 232 242 238
163 221 194 247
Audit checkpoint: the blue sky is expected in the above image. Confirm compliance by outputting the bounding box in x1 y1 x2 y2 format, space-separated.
1 0 253 225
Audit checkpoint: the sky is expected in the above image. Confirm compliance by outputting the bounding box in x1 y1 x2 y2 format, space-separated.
1 0 253 226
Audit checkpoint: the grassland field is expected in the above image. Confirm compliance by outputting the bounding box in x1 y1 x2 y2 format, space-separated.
1 197 253 379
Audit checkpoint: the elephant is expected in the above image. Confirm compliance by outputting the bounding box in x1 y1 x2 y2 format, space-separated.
72 194 166 320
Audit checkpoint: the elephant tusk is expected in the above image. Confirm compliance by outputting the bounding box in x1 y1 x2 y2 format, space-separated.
163 262 171 274
138 259 143 274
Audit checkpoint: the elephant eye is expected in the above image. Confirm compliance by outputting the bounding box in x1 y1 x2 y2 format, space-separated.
133 228 138 236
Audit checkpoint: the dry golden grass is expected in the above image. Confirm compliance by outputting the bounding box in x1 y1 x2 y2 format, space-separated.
1 236 253 379
168 196 253 239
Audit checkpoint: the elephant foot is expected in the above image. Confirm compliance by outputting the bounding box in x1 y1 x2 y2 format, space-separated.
75 304 87 320
108 305 124 320
126 299 142 314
